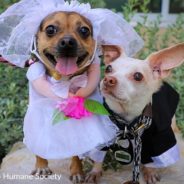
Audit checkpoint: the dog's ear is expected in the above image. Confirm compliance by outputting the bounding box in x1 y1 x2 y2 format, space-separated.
101 45 125 65
147 43 184 79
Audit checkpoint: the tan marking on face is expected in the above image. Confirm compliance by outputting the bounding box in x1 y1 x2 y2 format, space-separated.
36 12 95 79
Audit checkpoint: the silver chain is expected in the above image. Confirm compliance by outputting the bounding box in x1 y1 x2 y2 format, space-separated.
131 116 152 182
132 134 142 182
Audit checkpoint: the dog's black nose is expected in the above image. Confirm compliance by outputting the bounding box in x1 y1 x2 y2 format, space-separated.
59 36 77 50
58 36 78 57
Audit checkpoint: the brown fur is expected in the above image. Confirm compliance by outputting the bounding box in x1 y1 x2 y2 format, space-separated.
70 156 84 176
36 11 95 80
32 12 96 182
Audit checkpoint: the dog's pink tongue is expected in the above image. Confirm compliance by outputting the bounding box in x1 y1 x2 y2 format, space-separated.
55 57 78 75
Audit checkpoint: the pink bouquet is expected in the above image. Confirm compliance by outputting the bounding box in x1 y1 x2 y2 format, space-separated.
56 97 92 119
52 96 109 124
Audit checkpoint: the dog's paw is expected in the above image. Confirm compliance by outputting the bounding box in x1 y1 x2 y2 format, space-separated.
70 174 85 184
85 171 102 184
142 166 161 184
31 167 53 177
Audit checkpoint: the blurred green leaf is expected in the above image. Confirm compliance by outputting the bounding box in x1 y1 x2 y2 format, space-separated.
52 109 66 125
85 99 109 115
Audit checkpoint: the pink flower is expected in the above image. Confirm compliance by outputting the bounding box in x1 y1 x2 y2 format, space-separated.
56 97 92 119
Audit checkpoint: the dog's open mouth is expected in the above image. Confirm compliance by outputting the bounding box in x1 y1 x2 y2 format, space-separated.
44 52 88 76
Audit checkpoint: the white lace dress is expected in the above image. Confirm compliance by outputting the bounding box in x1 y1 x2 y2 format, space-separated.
23 62 118 159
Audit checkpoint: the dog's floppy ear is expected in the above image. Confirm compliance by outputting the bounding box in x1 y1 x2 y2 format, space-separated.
101 45 125 65
147 43 184 79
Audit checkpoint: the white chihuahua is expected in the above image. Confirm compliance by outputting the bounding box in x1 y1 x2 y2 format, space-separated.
100 43 184 184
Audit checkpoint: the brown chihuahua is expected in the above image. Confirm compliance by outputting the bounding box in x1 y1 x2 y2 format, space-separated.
36 11 95 80
30 11 102 184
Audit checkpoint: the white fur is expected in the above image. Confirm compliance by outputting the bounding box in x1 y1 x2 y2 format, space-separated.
101 55 162 122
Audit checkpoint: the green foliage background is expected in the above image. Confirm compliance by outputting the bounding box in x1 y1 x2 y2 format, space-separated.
0 0 184 165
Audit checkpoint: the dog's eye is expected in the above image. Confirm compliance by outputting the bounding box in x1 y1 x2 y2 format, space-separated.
133 72 143 81
79 26 90 38
45 25 57 37
105 65 113 73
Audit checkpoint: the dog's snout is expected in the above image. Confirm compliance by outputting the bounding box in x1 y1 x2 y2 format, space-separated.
58 36 78 57
59 37 77 50
103 76 117 87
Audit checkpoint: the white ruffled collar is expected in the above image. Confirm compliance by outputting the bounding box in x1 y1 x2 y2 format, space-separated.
50 72 87 99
